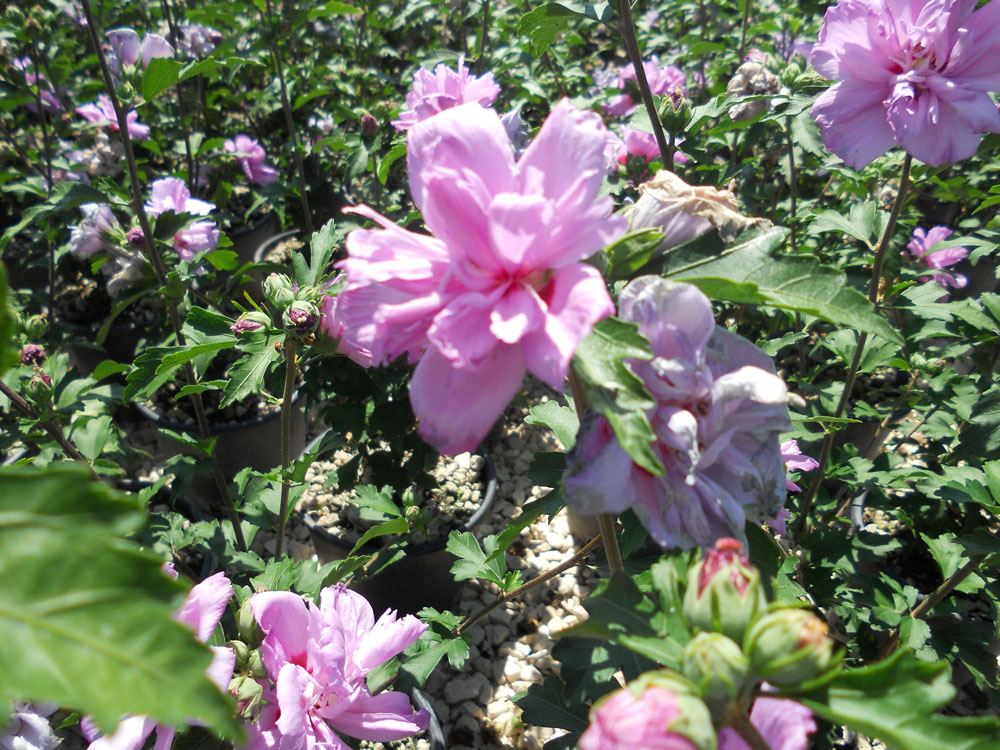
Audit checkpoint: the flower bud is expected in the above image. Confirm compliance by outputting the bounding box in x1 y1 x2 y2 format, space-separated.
744 607 838 686
237 597 263 647
24 313 49 340
263 272 296 310
361 112 378 134
117 81 137 104
228 674 264 718
681 632 750 708
247 649 267 680
683 538 766 644
579 673 715 750
283 300 319 336
26 372 52 404
20 344 46 366
230 311 271 337
227 639 251 669
127 227 145 248
658 88 689 135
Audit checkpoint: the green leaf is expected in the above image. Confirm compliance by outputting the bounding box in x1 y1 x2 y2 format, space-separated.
516 676 589 733
447 531 507 586
604 228 666 281
353 485 402 521
351 516 409 554
572 317 660 474
0 466 239 739
920 532 965 579
300 219 344 288
125 341 236 402
955 389 1000 461
527 451 567 487
205 250 238 271
658 225 902 344
251 558 301 592
219 332 282 409
525 401 579 450
799 649 1000 749
515 2 611 55
0 264 14 378
399 636 470 687
141 57 183 101
378 143 407 185
809 202 886 249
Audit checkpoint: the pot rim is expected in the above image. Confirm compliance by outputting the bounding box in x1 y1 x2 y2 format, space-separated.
134 389 302 434
301 429 498 556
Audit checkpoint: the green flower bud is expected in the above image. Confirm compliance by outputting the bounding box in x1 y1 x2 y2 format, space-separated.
237 598 262 647
659 89 690 136
624 670 716 750
117 82 137 104
681 632 750 708
231 310 272 337
26 372 52 404
744 607 839 686
228 674 263 718
247 648 268 680
683 538 766 643
227 639 251 669
24 313 49 340
263 273 296 310
283 300 319 336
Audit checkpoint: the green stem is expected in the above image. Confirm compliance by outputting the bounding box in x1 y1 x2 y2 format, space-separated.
475 0 491 75
274 338 298 558
615 0 670 165
730 710 771 750
456 534 601 636
598 512 624 574
736 0 753 63
80 0 248 552
794 154 912 539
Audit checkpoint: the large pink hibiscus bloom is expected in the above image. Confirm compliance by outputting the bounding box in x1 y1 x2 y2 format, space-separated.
336 100 627 453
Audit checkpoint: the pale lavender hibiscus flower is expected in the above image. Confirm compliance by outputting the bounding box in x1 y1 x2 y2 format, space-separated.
391 57 500 131
224 135 279 186
809 0 1000 169
77 95 150 141
717 697 816 750
12 57 64 114
69 204 120 258
105 28 173 81
84 565 235 750
564 277 795 550
1 703 59 750
906 225 969 289
617 126 688 166
242 584 429 750
337 100 627 454
603 56 687 118
145 177 219 261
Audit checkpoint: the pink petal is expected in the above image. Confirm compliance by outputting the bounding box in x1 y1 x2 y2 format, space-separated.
516 99 609 204
427 289 505 368
140 34 174 66
250 592 313 676
354 612 427 674
274 665 313 750
410 345 525 454
810 79 897 169
151 727 175 750
486 192 553 271
406 102 515 231
174 571 232 642
85 716 156 750
329 692 429 742
563 415 637 516
521 263 613 389
107 29 140 67
489 285 547 345
207 646 237 691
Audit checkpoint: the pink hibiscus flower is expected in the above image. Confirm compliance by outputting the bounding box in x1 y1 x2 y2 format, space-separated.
906 225 969 289
145 177 220 261
77 95 150 141
809 0 1000 168
603 56 687 118
224 135 279 186
579 687 697 750
336 99 627 454
391 57 501 131
242 584 429 750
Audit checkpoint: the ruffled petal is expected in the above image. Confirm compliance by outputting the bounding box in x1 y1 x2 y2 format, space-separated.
174 571 232 642
328 692 430 742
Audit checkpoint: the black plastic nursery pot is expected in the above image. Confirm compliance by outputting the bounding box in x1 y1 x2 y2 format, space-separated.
62 319 148 376
135 393 307 509
303 437 498 616
229 211 279 267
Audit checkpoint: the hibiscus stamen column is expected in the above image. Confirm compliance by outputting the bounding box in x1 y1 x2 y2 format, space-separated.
615 0 671 167
795 154 911 538
80 0 248 552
